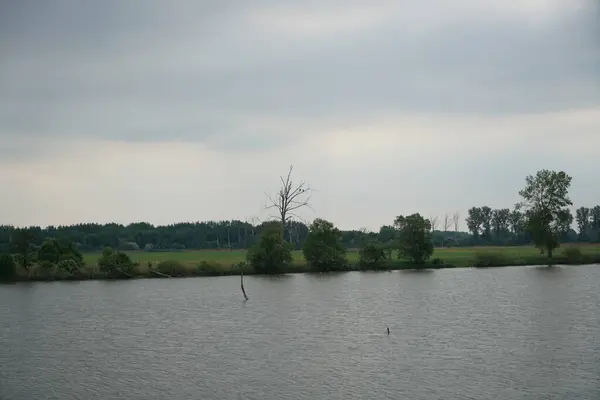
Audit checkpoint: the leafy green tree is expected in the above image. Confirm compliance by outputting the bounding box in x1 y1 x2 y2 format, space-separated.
303 218 347 272
556 209 574 242
0 253 16 281
519 169 572 258
358 241 388 270
393 213 434 264
98 247 137 278
480 206 493 240
11 228 38 274
38 238 84 269
591 205 600 242
247 227 293 274
466 207 483 239
378 225 396 243
491 208 510 239
575 207 590 240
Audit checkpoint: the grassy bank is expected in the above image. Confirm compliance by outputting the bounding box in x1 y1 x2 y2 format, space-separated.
81 244 600 268
3 244 600 282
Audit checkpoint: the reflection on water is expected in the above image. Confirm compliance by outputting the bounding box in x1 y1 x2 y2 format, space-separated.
1 265 599 400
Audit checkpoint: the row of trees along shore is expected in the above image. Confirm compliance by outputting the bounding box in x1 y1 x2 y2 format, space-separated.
1 168 600 280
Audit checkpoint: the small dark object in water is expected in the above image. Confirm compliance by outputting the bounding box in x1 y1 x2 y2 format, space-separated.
386 326 390 335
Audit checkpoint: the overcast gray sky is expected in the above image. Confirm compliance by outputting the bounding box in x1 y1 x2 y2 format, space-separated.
0 0 599 230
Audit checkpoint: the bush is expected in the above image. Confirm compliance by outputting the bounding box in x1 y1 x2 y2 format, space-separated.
57 259 80 274
156 260 188 276
473 252 508 268
0 253 16 281
431 257 444 265
247 229 292 274
358 241 388 270
303 218 347 272
98 247 137 278
196 261 224 275
562 247 583 264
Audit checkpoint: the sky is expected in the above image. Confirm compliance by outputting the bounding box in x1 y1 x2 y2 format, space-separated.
0 0 599 231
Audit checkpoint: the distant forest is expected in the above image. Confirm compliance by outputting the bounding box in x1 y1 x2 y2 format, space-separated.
1 204 598 252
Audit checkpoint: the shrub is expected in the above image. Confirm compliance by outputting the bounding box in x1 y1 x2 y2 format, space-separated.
0 253 16 281
247 229 293 274
57 259 80 274
303 218 347 272
473 252 508 268
98 247 137 278
196 261 223 275
358 241 388 270
431 257 444 265
156 260 188 276
561 247 583 264
38 238 84 268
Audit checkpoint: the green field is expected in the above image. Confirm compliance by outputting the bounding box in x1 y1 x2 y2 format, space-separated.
83 244 600 269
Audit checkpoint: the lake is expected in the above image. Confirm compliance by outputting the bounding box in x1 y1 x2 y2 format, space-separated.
1 266 599 399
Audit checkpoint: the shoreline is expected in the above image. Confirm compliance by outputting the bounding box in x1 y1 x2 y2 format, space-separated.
3 255 600 283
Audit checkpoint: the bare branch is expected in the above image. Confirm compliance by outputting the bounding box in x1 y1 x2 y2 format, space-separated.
443 213 452 232
264 165 314 239
429 216 439 232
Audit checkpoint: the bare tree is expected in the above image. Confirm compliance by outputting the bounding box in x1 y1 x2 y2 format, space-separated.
265 165 313 239
429 216 439 232
452 211 461 241
245 216 261 247
443 214 451 232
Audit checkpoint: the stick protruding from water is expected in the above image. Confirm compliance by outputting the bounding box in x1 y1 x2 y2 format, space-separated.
386 326 390 335
241 272 249 301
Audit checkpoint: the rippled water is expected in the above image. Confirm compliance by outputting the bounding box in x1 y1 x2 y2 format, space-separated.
1 265 600 399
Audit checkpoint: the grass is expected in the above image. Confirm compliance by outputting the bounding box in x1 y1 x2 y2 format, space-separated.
6 244 600 282
82 244 600 269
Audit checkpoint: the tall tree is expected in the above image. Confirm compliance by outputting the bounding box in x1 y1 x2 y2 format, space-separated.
452 211 460 242
591 205 600 242
466 207 483 239
480 206 493 240
575 207 590 241
393 213 434 265
509 209 524 235
491 208 510 238
518 169 572 258
11 228 38 274
265 165 313 240
429 216 439 233
556 209 574 242
303 218 347 272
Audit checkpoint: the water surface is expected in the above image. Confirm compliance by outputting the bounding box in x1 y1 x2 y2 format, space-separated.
1 265 599 399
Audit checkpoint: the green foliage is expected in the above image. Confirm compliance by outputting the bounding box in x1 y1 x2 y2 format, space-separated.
394 213 434 265
156 260 188 276
11 228 38 271
38 238 84 268
358 241 388 270
247 227 293 274
519 169 573 258
57 259 80 274
303 218 347 272
561 247 583 264
473 252 509 268
0 253 16 280
98 247 137 278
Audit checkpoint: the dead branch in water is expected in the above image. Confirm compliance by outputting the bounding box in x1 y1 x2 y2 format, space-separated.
241 272 249 300
151 269 172 278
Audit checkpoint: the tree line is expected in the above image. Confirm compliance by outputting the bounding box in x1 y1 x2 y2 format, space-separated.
0 168 597 280
0 185 598 255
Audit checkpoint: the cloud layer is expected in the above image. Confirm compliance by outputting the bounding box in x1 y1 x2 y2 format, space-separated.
1 1 598 229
